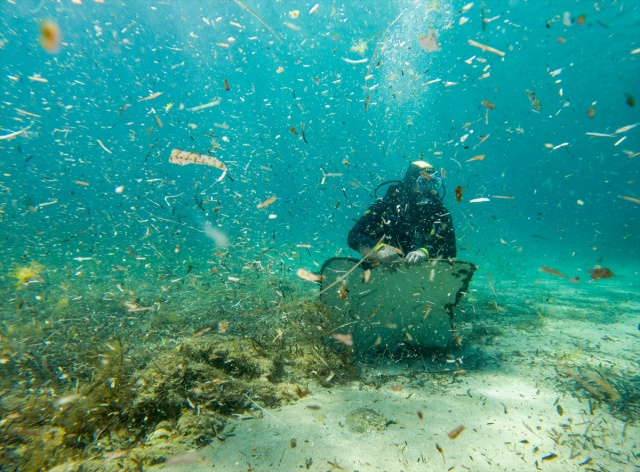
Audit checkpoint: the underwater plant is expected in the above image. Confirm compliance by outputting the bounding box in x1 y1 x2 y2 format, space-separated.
11 261 45 287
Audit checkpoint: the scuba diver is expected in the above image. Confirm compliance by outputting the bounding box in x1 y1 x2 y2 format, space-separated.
348 161 457 266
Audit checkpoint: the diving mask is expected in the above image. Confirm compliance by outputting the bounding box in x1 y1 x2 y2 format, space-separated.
416 170 445 198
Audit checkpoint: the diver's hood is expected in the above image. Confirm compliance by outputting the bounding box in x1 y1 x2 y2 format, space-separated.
402 163 427 183
402 161 434 185
402 163 445 203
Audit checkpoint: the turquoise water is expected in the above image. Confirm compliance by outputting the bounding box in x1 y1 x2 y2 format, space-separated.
1 1 639 270
1 1 638 470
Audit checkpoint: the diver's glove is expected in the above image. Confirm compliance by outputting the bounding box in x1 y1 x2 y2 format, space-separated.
372 243 401 265
377 248 401 264
405 248 429 266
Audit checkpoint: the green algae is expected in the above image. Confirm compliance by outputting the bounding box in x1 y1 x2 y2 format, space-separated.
0 267 359 471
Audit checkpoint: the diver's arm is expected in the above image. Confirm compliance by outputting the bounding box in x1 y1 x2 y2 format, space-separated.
411 207 457 260
431 213 457 259
347 201 387 256
348 218 379 256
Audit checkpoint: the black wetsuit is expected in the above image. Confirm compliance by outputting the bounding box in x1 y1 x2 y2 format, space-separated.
348 181 457 260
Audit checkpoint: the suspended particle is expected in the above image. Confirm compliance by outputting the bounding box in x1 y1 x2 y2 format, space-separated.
40 19 61 53
455 186 463 202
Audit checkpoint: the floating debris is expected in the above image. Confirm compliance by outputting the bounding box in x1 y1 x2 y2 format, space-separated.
189 98 221 112
16 108 41 118
203 223 229 248
527 90 541 111
296 268 325 283
539 266 579 283
467 39 505 57
257 196 277 209
138 91 163 102
169 149 228 181
475 134 490 148
418 29 441 52
364 94 371 112
40 19 61 53
342 57 369 64
97 139 113 154
284 21 301 31
232 0 282 43
588 267 614 281
0 122 33 141
615 123 638 134
469 197 490 203
28 73 48 83
447 425 465 439
330 333 353 346
625 93 635 106
487 271 497 297
618 195 640 205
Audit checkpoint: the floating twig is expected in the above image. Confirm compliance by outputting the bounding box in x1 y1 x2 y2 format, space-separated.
233 0 282 43
487 271 497 297
0 122 34 140
467 39 505 57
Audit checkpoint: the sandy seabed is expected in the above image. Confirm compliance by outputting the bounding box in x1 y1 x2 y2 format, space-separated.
159 274 639 472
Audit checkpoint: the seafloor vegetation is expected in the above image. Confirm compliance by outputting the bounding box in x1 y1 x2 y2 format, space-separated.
0 259 360 471
0 259 637 471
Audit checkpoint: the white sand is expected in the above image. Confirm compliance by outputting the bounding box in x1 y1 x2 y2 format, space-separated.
164 276 640 471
